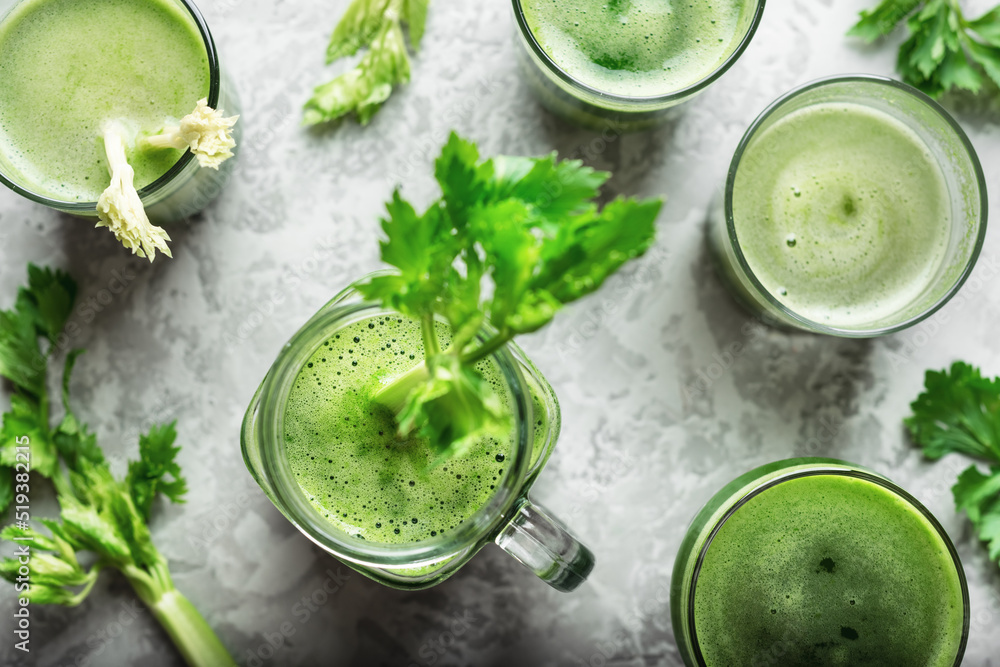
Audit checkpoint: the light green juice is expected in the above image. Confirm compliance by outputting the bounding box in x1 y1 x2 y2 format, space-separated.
283 315 546 544
0 0 210 201
520 0 747 97
733 102 951 327
692 473 966 666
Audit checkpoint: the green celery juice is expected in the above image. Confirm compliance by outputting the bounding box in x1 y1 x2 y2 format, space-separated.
283 315 547 544
692 474 966 666
0 0 210 201
733 102 951 327
520 0 747 97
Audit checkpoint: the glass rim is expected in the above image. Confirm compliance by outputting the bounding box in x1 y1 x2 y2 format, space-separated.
724 74 989 338
250 300 535 567
686 464 971 667
0 0 220 210
510 0 767 107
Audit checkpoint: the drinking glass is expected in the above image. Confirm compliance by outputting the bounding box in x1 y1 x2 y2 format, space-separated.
0 0 241 225
242 278 595 592
511 0 766 130
709 75 987 336
670 457 970 666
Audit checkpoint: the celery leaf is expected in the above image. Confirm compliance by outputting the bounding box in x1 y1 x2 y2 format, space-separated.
848 0 923 41
850 0 1000 97
0 263 74 396
905 362 1000 462
127 421 188 522
305 0 426 126
361 133 662 460
907 362 1000 567
953 465 1000 562
0 264 235 664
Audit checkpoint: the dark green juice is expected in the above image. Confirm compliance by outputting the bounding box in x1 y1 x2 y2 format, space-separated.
282 314 546 544
691 473 966 666
520 0 747 97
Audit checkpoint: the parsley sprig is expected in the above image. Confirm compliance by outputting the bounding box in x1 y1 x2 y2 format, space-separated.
359 133 662 461
907 362 1000 564
850 0 1000 97
304 0 428 126
0 265 233 666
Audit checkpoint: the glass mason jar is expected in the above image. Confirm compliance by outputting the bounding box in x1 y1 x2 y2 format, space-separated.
709 75 988 337
242 278 596 592
670 458 970 667
511 0 766 131
0 0 241 225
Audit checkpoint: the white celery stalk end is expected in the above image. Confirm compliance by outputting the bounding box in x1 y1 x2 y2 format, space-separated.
144 98 239 170
96 122 173 262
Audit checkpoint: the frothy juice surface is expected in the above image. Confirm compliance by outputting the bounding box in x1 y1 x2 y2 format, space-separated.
520 0 747 97
283 315 544 545
733 102 950 327
0 0 210 201
692 474 965 666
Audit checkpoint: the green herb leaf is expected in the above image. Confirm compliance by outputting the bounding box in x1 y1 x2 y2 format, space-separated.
379 192 446 279
0 520 97 606
20 264 76 344
907 362 1000 567
362 133 662 460
22 553 91 588
905 362 1000 463
966 36 1000 87
435 134 494 220
0 264 78 501
953 465 1000 562
305 0 426 126
127 421 187 522
0 265 235 664
907 1 950 78
109 481 161 569
0 298 45 396
365 193 453 319
403 0 429 46
326 0 391 61
530 198 661 317
851 0 1000 97
968 5 1000 46
1 394 58 479
60 494 133 565
0 263 74 393
472 200 546 333
938 44 984 92
0 524 60 552
493 154 609 224
848 0 923 41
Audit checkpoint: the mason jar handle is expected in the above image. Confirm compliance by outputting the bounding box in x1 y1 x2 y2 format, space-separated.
495 498 595 592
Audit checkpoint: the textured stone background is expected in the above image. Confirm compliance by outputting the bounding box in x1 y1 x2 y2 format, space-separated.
3 0 1000 665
